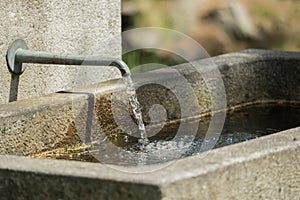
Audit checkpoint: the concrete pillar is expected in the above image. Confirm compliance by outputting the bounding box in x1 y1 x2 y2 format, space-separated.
0 0 121 104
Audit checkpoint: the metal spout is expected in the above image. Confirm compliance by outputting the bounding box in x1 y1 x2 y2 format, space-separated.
6 39 130 76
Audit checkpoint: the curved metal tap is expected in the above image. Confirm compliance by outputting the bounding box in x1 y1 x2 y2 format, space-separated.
6 39 131 76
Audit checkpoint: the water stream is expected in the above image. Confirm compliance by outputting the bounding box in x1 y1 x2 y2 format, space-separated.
123 74 149 146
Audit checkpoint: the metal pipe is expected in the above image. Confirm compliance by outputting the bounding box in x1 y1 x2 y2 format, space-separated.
6 39 130 76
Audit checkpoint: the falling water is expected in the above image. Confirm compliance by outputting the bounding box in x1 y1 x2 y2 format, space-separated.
31 103 300 165
123 74 149 146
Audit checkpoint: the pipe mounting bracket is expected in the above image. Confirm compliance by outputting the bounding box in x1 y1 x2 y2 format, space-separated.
6 39 28 75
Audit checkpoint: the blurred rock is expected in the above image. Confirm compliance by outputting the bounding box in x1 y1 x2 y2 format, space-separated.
121 0 300 61
202 1 261 41
190 22 230 55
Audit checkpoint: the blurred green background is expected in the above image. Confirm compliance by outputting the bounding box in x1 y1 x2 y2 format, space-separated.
121 0 300 70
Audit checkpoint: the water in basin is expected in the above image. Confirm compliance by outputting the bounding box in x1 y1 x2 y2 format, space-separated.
31 103 300 165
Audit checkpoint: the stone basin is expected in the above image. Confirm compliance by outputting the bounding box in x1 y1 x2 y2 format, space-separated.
0 49 299 199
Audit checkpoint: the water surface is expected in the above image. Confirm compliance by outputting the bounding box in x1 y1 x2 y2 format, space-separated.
32 103 300 165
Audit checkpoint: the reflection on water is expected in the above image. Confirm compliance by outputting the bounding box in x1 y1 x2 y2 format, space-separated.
31 103 300 165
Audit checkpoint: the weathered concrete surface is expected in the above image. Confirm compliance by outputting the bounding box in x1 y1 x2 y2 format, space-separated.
0 0 121 104
160 127 300 200
0 155 162 199
0 49 299 155
0 92 82 155
96 49 300 142
0 126 299 199
0 49 299 199
0 81 122 155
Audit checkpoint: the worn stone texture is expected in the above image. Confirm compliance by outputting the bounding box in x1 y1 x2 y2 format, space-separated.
160 127 300 200
0 49 299 155
0 126 299 199
0 49 299 199
0 0 121 105
0 155 162 200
